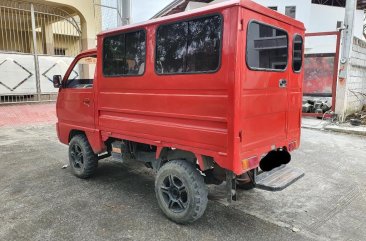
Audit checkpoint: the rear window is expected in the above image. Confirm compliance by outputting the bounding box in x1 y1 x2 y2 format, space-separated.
246 21 288 71
155 15 222 74
293 35 303 72
103 30 146 77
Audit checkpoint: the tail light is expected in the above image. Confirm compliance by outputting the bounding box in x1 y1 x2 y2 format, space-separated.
241 156 258 170
288 141 297 152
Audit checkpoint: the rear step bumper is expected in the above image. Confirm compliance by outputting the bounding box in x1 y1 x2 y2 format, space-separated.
254 165 304 191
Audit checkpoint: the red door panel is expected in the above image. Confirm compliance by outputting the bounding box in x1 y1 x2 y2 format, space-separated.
240 10 290 155
56 54 96 130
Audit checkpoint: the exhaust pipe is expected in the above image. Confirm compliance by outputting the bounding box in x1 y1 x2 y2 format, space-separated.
259 149 291 172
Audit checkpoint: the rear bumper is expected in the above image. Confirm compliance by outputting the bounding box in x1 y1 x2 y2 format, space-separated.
235 140 299 175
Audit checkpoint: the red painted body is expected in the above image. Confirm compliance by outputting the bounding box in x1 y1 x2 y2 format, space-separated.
56 0 305 175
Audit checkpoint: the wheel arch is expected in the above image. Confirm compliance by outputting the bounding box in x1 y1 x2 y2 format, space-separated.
67 128 106 154
157 147 214 171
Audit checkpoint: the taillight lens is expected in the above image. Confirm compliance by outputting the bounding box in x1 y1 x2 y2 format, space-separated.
288 141 297 151
241 156 258 170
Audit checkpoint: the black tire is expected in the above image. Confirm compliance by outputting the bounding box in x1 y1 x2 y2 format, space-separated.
155 160 208 224
68 134 98 179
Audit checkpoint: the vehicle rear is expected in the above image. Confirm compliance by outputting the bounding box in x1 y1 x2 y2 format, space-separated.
234 2 305 175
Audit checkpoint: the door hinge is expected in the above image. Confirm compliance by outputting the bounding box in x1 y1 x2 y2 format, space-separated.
239 130 243 142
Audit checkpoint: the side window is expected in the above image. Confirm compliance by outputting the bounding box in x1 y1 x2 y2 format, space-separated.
155 15 222 74
156 22 188 73
246 22 288 71
187 16 221 72
66 56 96 88
103 30 146 76
293 35 303 72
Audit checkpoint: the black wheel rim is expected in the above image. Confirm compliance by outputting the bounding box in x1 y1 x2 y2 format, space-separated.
70 143 84 169
160 175 188 213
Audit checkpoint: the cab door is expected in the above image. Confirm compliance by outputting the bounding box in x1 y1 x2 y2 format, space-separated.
240 12 290 152
57 52 97 129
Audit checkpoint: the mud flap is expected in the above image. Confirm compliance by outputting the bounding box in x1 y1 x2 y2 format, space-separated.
254 165 304 191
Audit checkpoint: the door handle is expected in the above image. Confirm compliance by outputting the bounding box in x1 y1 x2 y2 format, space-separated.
83 98 91 106
279 79 287 88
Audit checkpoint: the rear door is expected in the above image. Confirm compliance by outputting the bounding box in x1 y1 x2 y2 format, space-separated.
57 53 97 129
287 33 304 145
240 10 290 155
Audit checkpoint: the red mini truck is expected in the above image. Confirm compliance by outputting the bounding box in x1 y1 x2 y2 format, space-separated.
54 0 305 224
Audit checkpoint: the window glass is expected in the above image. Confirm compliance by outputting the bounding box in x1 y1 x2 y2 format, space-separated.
156 22 188 74
293 35 303 72
246 22 288 71
155 15 222 74
285 6 296 18
268 6 278 11
66 56 96 88
187 15 221 72
103 30 145 76
125 31 146 75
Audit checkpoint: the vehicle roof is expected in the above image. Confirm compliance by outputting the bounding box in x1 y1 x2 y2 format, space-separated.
98 0 305 37
80 48 97 55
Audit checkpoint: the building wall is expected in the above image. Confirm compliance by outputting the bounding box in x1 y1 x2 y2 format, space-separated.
43 0 100 49
253 0 364 54
185 0 364 54
253 0 364 37
252 0 312 29
346 37 366 114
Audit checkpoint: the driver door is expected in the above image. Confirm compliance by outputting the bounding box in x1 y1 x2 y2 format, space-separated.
57 52 97 129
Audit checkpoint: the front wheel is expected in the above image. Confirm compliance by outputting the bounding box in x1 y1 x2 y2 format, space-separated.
155 160 208 224
68 134 98 179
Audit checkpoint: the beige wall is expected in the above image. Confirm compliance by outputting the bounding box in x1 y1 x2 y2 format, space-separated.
42 0 101 50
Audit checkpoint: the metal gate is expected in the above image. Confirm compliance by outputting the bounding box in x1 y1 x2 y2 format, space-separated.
0 0 81 104
303 31 341 118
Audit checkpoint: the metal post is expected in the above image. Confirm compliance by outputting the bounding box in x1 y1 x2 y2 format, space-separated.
226 170 237 203
117 0 130 26
335 0 357 121
30 3 41 102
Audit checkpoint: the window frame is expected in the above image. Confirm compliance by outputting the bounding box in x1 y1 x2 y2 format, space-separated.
285 6 296 19
154 13 223 76
245 20 289 72
268 6 278 11
292 34 303 73
64 55 97 89
102 28 147 78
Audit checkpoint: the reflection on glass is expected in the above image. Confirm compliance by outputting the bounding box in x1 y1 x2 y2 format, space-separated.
293 35 303 72
156 15 222 74
66 56 96 88
247 22 288 70
103 30 146 76
156 22 188 74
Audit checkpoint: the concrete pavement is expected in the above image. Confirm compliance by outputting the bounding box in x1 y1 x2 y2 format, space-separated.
0 124 365 240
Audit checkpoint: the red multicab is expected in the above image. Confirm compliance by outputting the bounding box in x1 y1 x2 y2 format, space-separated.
56 0 305 176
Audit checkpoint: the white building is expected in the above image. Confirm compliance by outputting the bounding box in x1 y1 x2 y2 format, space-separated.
251 0 365 54
155 0 365 53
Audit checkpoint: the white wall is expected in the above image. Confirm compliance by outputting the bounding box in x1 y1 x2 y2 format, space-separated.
346 37 366 115
184 0 365 54
253 0 365 54
253 0 312 30
309 4 364 38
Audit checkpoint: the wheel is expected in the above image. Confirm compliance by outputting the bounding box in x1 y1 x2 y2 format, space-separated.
155 160 208 224
68 134 98 179
236 171 255 190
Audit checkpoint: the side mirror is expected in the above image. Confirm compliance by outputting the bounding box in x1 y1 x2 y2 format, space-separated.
53 75 62 88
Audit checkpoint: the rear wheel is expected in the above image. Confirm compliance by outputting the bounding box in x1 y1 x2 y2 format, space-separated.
68 134 98 179
155 160 208 224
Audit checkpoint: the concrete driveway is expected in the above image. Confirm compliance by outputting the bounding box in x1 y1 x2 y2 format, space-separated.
0 124 365 241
